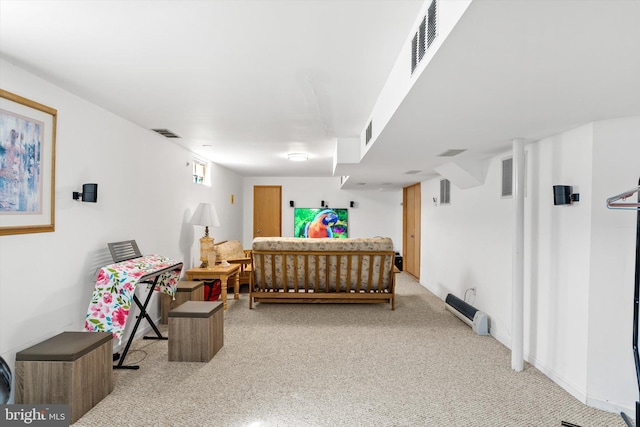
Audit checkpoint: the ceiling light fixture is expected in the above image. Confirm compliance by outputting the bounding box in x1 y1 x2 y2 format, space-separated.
288 153 308 162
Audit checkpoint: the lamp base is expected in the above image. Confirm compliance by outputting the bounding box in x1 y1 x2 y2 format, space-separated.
199 235 215 268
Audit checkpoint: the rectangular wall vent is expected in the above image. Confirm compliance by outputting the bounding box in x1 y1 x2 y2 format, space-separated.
151 128 181 138
440 178 451 204
502 157 513 197
365 120 373 145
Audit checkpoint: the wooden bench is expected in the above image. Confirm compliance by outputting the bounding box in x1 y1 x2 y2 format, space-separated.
168 301 223 362
15 331 113 424
160 280 205 324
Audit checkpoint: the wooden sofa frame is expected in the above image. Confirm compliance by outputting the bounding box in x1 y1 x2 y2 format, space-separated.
250 249 397 309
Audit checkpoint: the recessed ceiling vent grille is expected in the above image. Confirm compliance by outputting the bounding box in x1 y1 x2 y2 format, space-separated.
151 128 181 138
404 170 422 175
410 0 438 75
365 120 373 145
437 149 467 157
427 0 437 48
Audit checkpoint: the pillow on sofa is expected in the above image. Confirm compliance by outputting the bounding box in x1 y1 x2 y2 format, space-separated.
215 240 245 261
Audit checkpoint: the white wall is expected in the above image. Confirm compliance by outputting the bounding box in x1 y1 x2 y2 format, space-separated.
525 124 593 400
0 59 243 395
587 116 640 412
242 177 402 251
420 117 639 415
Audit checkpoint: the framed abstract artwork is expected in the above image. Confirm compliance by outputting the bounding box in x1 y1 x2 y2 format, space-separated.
0 89 57 235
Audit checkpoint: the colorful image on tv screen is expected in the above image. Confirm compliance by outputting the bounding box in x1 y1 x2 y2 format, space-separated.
294 208 348 238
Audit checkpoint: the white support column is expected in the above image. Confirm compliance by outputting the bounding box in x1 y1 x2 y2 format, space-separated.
512 138 525 372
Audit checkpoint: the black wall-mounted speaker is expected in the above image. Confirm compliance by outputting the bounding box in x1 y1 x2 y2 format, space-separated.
553 185 572 205
350 201 355 208
82 183 98 203
289 200 294 207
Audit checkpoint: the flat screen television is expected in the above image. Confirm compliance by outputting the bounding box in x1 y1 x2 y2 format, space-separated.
294 208 348 238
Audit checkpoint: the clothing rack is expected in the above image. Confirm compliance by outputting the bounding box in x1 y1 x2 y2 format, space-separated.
607 178 640 427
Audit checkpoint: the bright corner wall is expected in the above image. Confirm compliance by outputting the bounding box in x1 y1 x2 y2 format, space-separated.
421 116 640 415
242 177 402 250
0 59 243 391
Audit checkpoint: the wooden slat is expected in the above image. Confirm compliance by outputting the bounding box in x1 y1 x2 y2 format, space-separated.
314 255 319 293
378 255 385 292
259 253 266 292
271 254 277 292
304 256 309 292
325 254 329 292
335 254 341 293
293 255 299 292
356 255 363 293
282 252 288 292
346 255 352 293
366 255 373 292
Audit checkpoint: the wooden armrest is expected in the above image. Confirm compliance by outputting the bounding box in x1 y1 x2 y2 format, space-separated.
227 257 251 264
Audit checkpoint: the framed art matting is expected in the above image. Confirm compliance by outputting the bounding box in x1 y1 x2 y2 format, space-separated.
0 89 57 235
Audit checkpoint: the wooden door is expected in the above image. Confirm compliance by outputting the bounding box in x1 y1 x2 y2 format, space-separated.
253 186 282 238
403 183 421 279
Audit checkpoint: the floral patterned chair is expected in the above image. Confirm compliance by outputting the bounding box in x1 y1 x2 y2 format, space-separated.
214 240 252 289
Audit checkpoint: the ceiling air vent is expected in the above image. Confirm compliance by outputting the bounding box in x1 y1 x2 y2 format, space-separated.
151 128 181 138
411 33 418 74
437 149 467 157
427 0 437 48
418 16 426 62
365 120 373 145
404 170 422 175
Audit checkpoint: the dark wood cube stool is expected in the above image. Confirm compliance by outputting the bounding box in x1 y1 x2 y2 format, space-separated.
160 280 205 324
168 301 223 362
15 331 113 424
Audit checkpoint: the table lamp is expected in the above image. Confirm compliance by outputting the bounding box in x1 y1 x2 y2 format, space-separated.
190 203 220 268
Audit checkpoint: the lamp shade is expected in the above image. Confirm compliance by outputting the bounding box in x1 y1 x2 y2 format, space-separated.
190 203 220 227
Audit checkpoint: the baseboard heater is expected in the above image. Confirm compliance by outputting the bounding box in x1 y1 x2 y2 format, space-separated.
445 293 489 335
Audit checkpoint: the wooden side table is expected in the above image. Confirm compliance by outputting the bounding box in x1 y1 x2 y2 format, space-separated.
185 264 241 310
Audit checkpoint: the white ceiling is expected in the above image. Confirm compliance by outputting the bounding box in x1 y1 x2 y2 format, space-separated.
1 0 639 190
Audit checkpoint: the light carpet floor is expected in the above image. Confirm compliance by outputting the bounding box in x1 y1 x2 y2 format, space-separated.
74 273 626 427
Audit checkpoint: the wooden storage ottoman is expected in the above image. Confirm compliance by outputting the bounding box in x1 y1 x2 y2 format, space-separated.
168 301 223 362
160 280 205 324
15 331 113 424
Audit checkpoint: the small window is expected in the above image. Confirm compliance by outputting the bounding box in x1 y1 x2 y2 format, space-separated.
193 159 207 185
440 179 451 205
